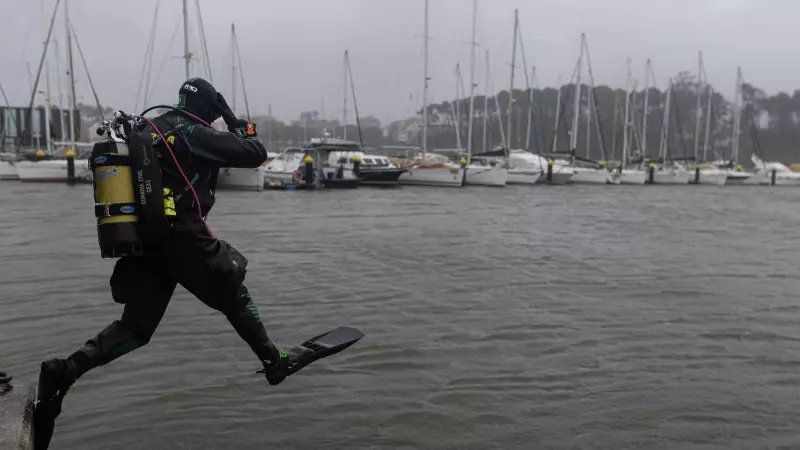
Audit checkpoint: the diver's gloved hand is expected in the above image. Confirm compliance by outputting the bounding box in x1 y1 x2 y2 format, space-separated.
215 92 258 138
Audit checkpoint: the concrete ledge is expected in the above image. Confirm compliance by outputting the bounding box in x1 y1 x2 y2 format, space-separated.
0 381 34 450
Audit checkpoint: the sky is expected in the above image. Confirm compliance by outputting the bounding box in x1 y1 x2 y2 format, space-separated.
0 0 794 124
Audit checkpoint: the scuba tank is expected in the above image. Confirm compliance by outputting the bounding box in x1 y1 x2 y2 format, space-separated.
90 111 167 258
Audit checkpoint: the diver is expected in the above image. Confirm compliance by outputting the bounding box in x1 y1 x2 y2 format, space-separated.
33 78 287 450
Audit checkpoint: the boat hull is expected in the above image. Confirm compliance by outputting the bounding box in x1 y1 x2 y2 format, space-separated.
725 172 753 185
465 166 507 187
217 167 265 191
17 160 93 182
399 167 465 187
536 171 573 185
570 169 613 184
619 170 646 185
507 170 540 185
653 170 692 185
358 168 406 186
695 170 728 186
0 161 19 180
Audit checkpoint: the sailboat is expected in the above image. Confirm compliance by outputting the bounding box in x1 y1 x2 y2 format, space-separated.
17 0 94 183
567 34 616 185
0 74 19 180
617 59 646 185
215 23 264 191
653 76 692 184
684 52 727 186
462 1 507 187
397 0 466 187
715 66 752 185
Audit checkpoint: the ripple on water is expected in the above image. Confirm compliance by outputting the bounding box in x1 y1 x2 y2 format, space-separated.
3 183 800 448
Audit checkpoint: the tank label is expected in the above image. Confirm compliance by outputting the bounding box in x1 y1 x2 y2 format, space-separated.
95 167 118 181
93 156 108 165
120 205 136 214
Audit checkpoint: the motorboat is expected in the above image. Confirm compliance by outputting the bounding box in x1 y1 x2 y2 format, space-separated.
264 139 361 189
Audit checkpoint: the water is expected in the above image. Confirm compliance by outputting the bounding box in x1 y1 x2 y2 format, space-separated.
3 182 800 449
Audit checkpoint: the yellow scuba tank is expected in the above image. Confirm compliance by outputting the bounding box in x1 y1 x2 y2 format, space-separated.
91 112 168 258
90 136 142 258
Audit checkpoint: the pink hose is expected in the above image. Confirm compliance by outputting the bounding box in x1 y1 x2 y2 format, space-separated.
142 116 215 238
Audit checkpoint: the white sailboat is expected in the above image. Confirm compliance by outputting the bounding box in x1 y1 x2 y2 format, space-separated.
568 35 616 185
684 52 727 186
720 66 753 185
18 0 93 183
398 0 465 187
653 75 691 184
215 23 264 191
464 1 507 187
619 59 646 185
748 155 800 186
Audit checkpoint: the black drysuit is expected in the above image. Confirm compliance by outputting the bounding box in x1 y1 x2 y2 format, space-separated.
68 110 279 377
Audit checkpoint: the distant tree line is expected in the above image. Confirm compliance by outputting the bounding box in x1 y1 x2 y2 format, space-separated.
387 75 800 165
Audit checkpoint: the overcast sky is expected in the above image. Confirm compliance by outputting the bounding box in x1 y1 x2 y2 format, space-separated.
0 0 793 124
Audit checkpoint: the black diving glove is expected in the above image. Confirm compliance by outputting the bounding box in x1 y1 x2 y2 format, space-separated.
215 93 258 138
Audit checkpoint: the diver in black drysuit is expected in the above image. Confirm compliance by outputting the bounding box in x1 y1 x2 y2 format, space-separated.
33 78 287 450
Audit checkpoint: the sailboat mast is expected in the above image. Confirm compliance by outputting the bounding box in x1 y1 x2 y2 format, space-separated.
642 59 651 158
421 0 429 156
53 38 66 141
622 59 632 169
232 25 250 120
505 9 518 149
551 87 561 153
40 0 52 153
453 64 462 150
525 66 535 151
692 51 703 162
65 0 77 151
343 50 348 140
482 50 489 153
570 34 584 153
585 80 592 159
182 0 190 79
732 67 743 165
466 0 478 159
702 85 713 161
231 24 236 115
659 79 673 164
268 103 273 148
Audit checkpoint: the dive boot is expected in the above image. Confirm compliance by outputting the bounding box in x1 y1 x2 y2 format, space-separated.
259 347 289 386
34 358 79 450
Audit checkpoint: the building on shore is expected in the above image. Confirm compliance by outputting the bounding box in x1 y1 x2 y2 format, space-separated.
0 106 81 152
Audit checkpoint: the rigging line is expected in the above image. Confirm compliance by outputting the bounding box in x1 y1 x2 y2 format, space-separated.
346 52 364 148
196 0 213 84
150 14 184 102
581 37 607 159
233 28 250 120
135 0 161 111
0 76 9 107
142 1 164 108
517 23 535 151
69 21 104 120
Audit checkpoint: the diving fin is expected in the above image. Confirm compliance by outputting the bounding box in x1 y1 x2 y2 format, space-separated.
259 326 364 380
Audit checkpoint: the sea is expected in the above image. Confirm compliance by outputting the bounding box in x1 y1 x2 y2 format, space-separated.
2 182 800 449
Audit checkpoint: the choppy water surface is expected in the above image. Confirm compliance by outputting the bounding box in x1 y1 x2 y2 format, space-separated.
3 182 800 449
